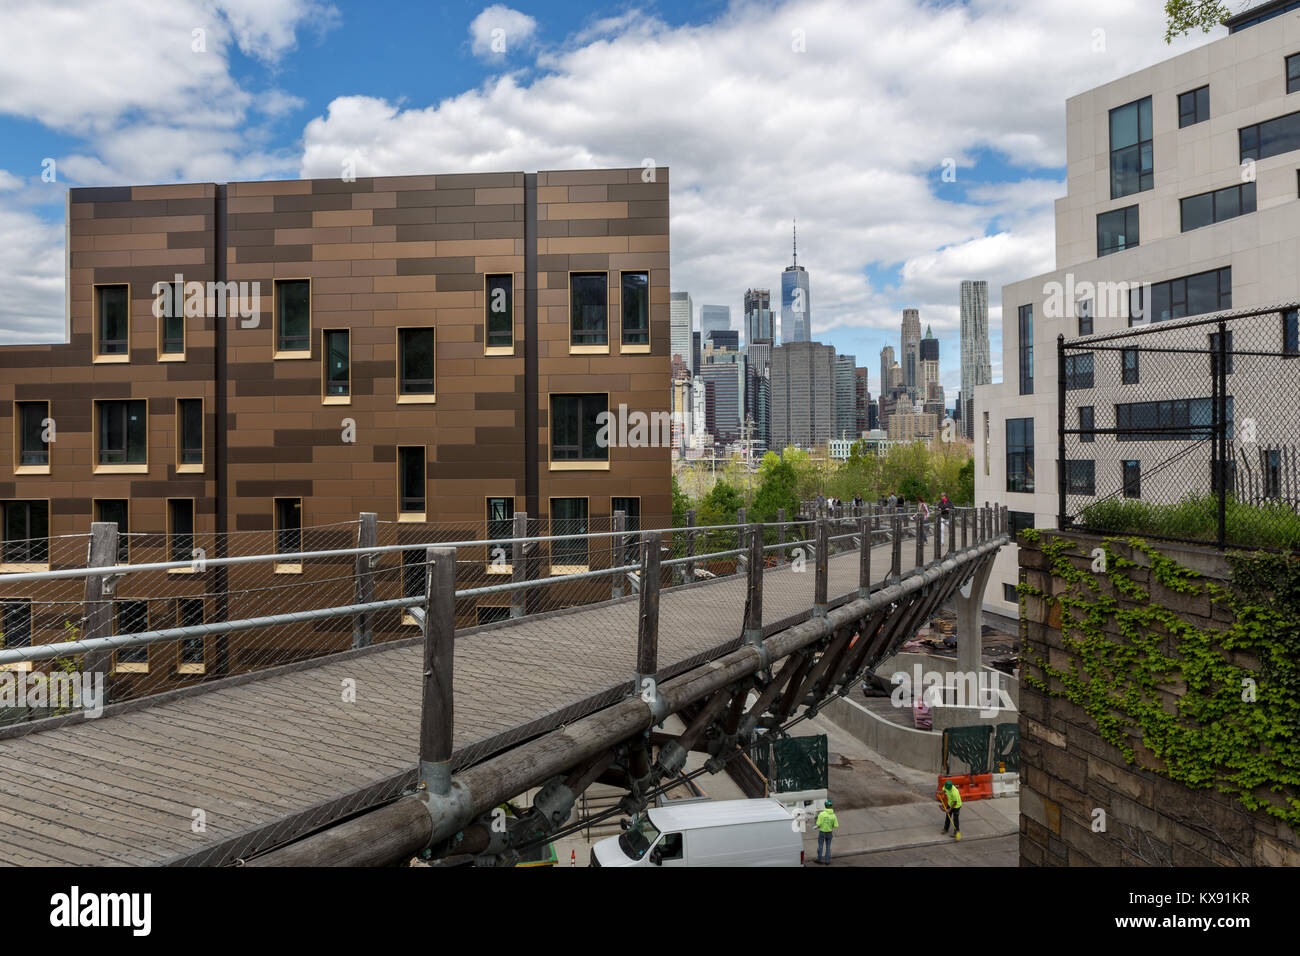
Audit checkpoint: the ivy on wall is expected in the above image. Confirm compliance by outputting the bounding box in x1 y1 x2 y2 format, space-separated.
1018 530 1300 830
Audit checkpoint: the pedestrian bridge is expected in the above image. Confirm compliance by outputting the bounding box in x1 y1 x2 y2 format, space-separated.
0 506 1008 866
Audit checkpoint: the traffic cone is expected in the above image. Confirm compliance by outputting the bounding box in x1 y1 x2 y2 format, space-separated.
570 850 576 866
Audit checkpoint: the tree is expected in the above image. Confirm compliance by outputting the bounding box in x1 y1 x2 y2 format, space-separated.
671 474 691 527
1164 0 1230 43
955 458 975 505
751 454 800 523
699 479 744 551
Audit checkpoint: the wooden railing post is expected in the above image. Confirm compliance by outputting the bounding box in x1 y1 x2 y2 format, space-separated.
914 512 925 569
418 546 456 795
685 508 696 583
777 508 787 565
961 508 969 550
858 514 870 598
83 522 119 691
510 512 528 619
933 512 941 562
814 517 829 616
891 510 902 580
352 512 377 648
611 510 626 600
635 532 662 705
1000 505 1009 537
744 523 763 642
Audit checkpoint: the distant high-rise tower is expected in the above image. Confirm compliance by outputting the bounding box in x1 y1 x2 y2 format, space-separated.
835 354 857 439
701 304 731 339
744 288 773 346
670 291 693 369
901 308 921 398
920 325 940 390
959 280 992 440
879 345 895 401
770 341 836 450
780 221 811 344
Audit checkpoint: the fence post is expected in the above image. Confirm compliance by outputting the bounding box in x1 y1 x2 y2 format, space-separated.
891 510 902 580
685 508 696 583
933 512 941 562
418 546 456 795
914 512 925 568
510 512 528 619
814 517 829 617
83 522 119 692
1057 332 1068 531
858 514 870 598
612 510 626 600
352 512 377 648
1216 319 1228 549
745 523 763 641
984 501 991 542
777 508 786 566
1000 505 1008 537
961 508 969 550
635 532 662 706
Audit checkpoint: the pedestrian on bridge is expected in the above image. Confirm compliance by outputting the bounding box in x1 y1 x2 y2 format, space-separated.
940 779 962 841
815 799 839 864
917 497 930 544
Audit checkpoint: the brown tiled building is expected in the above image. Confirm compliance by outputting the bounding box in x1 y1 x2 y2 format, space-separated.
0 167 670 694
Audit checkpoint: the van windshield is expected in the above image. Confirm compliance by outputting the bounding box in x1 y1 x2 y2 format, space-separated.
617 814 661 860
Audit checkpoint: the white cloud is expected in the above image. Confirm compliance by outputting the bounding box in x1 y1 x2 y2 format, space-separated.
469 4 538 59
0 170 23 191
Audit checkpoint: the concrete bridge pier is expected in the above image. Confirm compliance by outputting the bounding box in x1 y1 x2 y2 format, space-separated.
955 555 995 675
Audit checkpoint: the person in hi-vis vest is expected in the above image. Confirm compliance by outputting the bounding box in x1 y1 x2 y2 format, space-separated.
940 779 962 840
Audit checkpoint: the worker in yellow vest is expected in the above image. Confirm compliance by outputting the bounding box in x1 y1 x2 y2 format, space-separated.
940 779 962 840
815 799 839 864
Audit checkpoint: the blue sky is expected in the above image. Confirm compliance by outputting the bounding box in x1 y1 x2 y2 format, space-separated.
0 0 1217 398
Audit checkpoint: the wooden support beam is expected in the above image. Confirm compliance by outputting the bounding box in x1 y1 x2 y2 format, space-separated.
933 512 941 562
858 514 870 597
636 531 662 698
891 511 902 580
814 517 829 615
352 512 377 648
914 513 925 569
418 547 456 793
744 523 763 639
83 522 119 690
510 512 528 620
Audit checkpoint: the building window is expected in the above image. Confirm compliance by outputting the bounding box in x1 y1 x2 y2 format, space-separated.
612 496 641 566
1180 183 1256 232
1122 460 1142 499
570 272 608 348
160 280 185 357
1116 396 1232 442
2 501 48 566
1003 583 1018 603
274 498 302 571
168 499 194 565
1079 406 1095 443
1264 449 1283 498
114 600 149 667
1008 511 1035 538
398 447 426 518
97 399 147 466
1178 85 1210 127
401 549 424 624
1129 267 1231 325
1212 458 1237 495
1208 331 1234 376
485 274 513 350
1289 53 1300 94
275 279 311 355
551 498 589 569
1097 205 1139 257
1065 353 1094 390
1284 309 1299 355
1121 348 1139 384
550 394 609 464
96 284 129 359
1239 108 1300 162
1006 418 1034 493
177 399 203 469
487 497 514 568
1018 304 1033 395
178 598 205 672
96 499 129 564
982 411 990 476
16 401 49 468
1066 461 1096 495
398 328 436 398
621 271 650 348
1110 96 1153 199
324 329 350 399
1078 298 1093 337
0 599 32 650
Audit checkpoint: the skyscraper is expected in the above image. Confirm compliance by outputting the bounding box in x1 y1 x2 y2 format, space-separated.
699 342 745 444
700 304 731 339
780 221 811 344
670 291 693 368
901 308 921 398
835 354 857 440
744 288 773 346
959 280 992 440
920 325 940 392
770 341 836 450
879 345 895 401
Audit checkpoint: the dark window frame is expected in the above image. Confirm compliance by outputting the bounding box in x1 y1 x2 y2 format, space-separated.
2 500 49 565
485 274 513 350
1097 205 1140 257
1284 309 1299 356
95 499 129 564
323 328 350 397
1018 304 1033 396
398 446 426 515
487 497 514 565
1078 298 1093 337
1180 182 1256 232
96 284 129 357
0 599 32 649
570 272 609 348
1239 108 1300 162
1178 85 1210 127
161 280 185 355
168 498 194 564
1110 96 1154 199
1065 352 1095 390
1129 267 1231 326
178 598 205 666
114 600 149 664
96 399 147 465
620 271 650 347
178 398 203 467
398 327 436 396
550 393 609 463
1289 53 1300 95
551 497 590 568
17 401 49 467
1122 460 1142 499
1006 417 1034 494
274 497 303 559
1079 406 1095 443
1122 348 1140 384
1066 460 1096 495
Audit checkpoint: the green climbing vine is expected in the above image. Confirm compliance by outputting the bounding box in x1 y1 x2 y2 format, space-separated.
1019 534 1300 831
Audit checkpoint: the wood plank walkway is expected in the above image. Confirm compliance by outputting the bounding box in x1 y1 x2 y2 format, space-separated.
0 539 926 866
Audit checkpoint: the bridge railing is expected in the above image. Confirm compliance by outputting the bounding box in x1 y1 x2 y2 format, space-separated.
0 504 1007 731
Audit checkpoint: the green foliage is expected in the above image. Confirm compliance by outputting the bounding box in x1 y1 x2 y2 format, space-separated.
1024 533 1300 830
699 479 743 551
1164 0 1230 43
751 455 800 524
1078 494 1300 550
955 458 975 506
671 474 690 528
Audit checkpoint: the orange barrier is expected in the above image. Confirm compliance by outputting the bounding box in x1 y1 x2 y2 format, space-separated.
935 773 993 803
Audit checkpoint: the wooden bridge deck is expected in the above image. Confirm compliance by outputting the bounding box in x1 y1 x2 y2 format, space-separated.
0 541 926 866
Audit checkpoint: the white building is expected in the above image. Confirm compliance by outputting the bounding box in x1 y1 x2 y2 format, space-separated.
976 2 1300 617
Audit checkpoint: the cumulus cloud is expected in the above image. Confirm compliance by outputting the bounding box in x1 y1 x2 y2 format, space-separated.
469 4 538 59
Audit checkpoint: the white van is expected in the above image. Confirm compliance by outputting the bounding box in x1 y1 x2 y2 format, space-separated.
590 798 805 867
